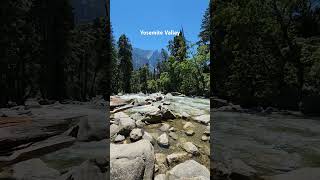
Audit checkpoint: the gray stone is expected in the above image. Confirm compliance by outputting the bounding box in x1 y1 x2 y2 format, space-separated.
182 142 199 155
160 123 171 132
185 130 195 136
142 131 155 144
110 140 155 180
154 174 166 180
183 122 195 130
181 112 191 119
157 133 169 148
136 119 146 128
114 134 125 142
201 135 209 141
166 152 189 166
193 115 210 125
168 132 178 140
130 128 143 141
110 124 120 138
167 160 210 180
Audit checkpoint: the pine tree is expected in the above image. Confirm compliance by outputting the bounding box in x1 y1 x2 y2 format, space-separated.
168 29 188 62
118 34 133 93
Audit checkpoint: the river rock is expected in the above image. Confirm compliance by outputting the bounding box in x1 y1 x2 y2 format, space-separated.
57 159 106 180
185 130 195 136
161 108 176 120
201 135 209 141
193 115 210 124
157 133 169 148
166 160 210 180
12 158 59 180
118 116 136 135
142 131 154 144
168 132 178 140
181 112 191 119
169 127 176 132
182 142 199 155
154 174 166 180
160 123 171 132
110 124 120 138
136 119 146 128
166 152 189 165
110 140 155 180
114 134 125 142
130 128 143 141
183 122 195 130
130 113 144 121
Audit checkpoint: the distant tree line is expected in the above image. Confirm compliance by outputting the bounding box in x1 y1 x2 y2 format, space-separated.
211 0 320 114
0 0 111 107
110 12 211 97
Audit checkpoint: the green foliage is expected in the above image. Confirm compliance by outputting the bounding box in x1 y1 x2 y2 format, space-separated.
118 34 133 93
212 0 320 110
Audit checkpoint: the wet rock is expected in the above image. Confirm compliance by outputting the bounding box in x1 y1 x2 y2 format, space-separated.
182 142 199 155
166 160 210 180
193 115 210 125
166 152 189 166
183 122 195 130
160 123 171 132
211 98 229 108
110 140 154 180
154 174 166 180
114 134 125 142
157 133 169 148
130 128 143 141
181 112 191 119
161 108 176 120
185 130 195 136
142 131 154 144
57 159 106 180
168 132 178 140
12 158 59 180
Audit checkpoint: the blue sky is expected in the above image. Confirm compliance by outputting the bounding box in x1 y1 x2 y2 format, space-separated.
111 0 209 51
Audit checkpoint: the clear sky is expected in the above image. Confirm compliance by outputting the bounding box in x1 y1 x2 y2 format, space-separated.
111 0 209 51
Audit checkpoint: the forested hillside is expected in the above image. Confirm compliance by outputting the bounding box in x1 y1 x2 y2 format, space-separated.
110 8 211 97
211 0 320 114
0 0 111 107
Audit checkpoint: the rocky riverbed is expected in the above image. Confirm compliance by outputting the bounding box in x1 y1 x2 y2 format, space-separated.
0 97 108 180
212 101 320 180
110 93 211 180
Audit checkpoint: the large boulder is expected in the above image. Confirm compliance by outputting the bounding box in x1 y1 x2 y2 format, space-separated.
166 160 210 180
110 140 155 180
